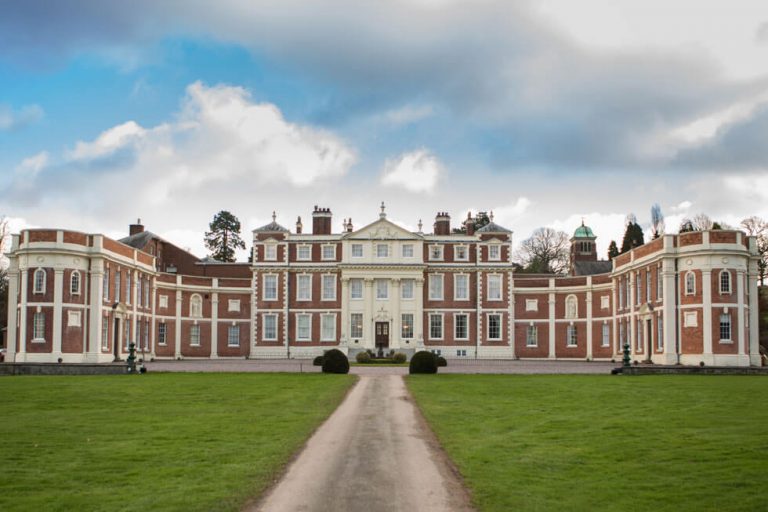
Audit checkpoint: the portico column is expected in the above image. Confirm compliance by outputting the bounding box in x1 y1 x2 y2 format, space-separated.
18 268 28 358
174 276 182 359
6 269 19 361
661 265 678 364
415 278 425 348
211 278 219 359
548 278 555 359
629 270 636 356
702 269 713 363
52 268 64 360
392 278 400 349
340 277 350 345
736 270 746 358
748 266 760 365
364 278 374 349
586 279 593 361
88 263 104 360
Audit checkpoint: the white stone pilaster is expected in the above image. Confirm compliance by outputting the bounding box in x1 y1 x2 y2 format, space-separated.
415 278 425 348
88 263 104 360
174 276 182 359
702 270 713 362
364 278 374 349
18 268 28 356
748 267 760 365
548 278 555 359
392 278 400 349
736 270 745 357
52 268 64 359
586 278 593 360
340 277 349 344
661 265 678 364
211 278 219 358
6 269 19 361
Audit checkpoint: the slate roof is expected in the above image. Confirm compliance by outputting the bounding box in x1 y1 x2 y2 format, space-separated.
573 224 596 238
572 260 613 276
253 221 289 233
119 230 156 250
476 221 512 233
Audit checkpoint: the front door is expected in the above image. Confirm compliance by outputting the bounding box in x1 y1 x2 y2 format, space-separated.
375 322 389 351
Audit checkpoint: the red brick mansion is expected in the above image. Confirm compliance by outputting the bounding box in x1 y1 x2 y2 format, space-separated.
4 205 762 366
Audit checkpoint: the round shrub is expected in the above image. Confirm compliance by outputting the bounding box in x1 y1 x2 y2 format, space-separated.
322 349 350 374
409 351 438 374
313 355 325 367
436 356 447 367
356 351 371 363
393 352 407 364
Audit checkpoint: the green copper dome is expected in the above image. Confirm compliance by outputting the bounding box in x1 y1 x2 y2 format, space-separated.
573 222 595 238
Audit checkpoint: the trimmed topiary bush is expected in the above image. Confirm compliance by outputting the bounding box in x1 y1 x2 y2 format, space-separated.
356 351 371 363
313 355 325 366
393 352 407 364
322 349 350 374
436 356 447 367
409 351 438 374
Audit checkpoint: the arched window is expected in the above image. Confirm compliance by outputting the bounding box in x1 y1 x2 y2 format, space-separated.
565 295 578 319
685 272 696 295
719 270 731 294
71 270 81 295
190 294 203 318
33 268 46 294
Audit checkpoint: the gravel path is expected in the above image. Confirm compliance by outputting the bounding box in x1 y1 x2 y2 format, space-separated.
145 359 617 375
250 375 474 512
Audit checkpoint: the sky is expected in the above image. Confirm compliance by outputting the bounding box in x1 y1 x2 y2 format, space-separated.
2 0 768 261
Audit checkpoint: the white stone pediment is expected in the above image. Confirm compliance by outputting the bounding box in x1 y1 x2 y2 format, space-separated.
345 218 421 241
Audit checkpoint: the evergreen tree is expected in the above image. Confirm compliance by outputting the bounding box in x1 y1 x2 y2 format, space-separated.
607 240 619 259
452 211 491 234
204 210 245 262
620 216 645 254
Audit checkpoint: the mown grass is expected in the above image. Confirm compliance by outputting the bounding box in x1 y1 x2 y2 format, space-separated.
407 375 768 512
0 373 355 511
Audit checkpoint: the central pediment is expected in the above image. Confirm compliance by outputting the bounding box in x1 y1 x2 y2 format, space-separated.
344 218 422 240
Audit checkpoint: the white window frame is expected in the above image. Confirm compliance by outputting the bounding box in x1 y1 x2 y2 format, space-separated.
143 320 149 350
429 245 444 261
526 324 537 347
487 313 502 341
297 244 312 261
144 278 150 307
487 274 502 301
114 271 121 304
227 324 240 347
646 269 652 302
619 280 624 310
321 274 337 301
401 244 414 258
600 295 610 310
350 279 363 300
228 299 241 312
137 277 142 307
263 274 278 301
70 270 81 296
488 244 501 261
321 314 336 341
566 324 577 347
636 273 642 304
684 311 698 328
454 313 469 341
376 243 389 258
454 274 469 301
33 268 46 294
103 269 109 302
657 267 663 301
190 324 201 346
351 243 363 258
102 318 109 349
296 313 312 341
719 313 732 342
67 310 81 328
401 279 414 300
429 274 444 301
262 314 278 341
525 299 538 312
126 272 131 304
32 311 45 341
565 294 578 319
190 294 203 318
429 313 444 340
454 244 469 261
159 294 169 309
350 313 363 339
264 243 277 261
296 274 312 301
685 271 696 295
657 315 663 350
376 279 388 300
719 270 731 294
401 313 414 339
158 322 167 345
322 244 336 261
601 322 610 347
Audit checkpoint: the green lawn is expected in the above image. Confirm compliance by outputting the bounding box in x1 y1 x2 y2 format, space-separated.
407 375 768 512
0 373 355 511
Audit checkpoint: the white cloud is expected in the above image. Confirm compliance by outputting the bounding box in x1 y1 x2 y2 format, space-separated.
15 151 49 178
548 212 628 258
68 121 147 160
0 104 44 131
380 149 442 193
380 104 434 126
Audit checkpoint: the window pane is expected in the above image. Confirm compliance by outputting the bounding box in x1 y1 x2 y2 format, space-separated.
455 275 468 300
401 314 413 338
429 275 443 300
228 325 240 346
322 275 336 300
297 315 311 340
350 313 363 338
298 275 311 300
322 315 335 341
488 315 501 339
401 279 414 299
488 275 501 300
352 244 363 257
376 280 388 299
455 314 468 339
402 244 413 257
350 279 363 299
429 315 443 339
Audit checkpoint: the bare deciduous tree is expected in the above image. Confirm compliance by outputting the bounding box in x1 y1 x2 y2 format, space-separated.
650 203 664 239
740 216 768 285
691 213 713 231
515 227 570 274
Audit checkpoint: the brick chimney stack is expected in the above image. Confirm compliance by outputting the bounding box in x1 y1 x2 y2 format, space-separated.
296 216 303 234
434 212 451 235
129 218 144 236
312 206 332 235
464 212 475 236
